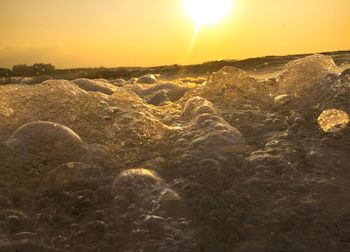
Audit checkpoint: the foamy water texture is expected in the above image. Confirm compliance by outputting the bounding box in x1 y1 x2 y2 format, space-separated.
0 54 350 251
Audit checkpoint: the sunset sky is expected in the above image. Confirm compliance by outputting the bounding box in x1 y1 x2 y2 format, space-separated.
1 0 349 69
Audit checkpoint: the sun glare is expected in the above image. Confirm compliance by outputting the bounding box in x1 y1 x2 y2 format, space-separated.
184 0 234 57
184 0 233 26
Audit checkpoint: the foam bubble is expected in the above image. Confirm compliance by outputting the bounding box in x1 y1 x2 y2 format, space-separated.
318 109 349 133
8 121 86 168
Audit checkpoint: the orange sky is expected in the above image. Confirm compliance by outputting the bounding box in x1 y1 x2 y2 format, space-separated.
0 0 349 68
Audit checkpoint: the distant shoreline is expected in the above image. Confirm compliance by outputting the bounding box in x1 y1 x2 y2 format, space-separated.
1 50 349 80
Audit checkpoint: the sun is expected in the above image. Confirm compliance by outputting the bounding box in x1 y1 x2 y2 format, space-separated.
184 0 233 26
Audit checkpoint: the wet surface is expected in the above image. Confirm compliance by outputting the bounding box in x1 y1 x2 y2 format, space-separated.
1 54 350 251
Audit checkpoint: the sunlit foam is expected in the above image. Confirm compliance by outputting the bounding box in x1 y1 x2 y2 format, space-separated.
318 109 350 133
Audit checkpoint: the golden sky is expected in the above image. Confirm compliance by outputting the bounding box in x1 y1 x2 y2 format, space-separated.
0 0 349 68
